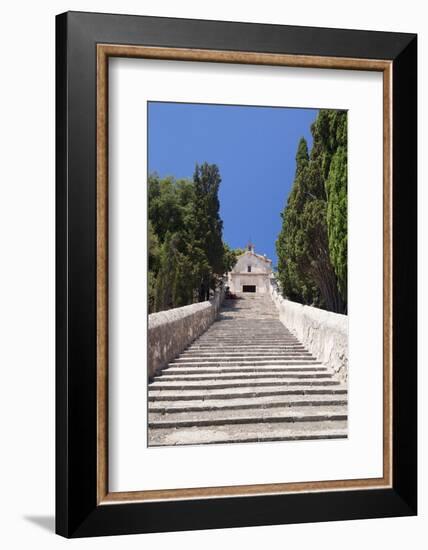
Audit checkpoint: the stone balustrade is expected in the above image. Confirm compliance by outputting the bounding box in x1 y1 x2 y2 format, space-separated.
269 282 348 382
148 288 225 379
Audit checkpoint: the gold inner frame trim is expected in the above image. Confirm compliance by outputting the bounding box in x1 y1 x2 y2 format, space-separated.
96 44 393 505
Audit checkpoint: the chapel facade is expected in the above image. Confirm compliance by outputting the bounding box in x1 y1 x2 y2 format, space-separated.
227 243 272 294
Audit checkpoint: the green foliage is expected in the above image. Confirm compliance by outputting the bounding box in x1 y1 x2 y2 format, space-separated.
148 164 229 313
323 115 348 304
233 247 246 257
276 110 348 313
148 221 160 312
222 243 239 273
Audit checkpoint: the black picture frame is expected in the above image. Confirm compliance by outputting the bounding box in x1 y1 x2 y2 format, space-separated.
56 11 417 538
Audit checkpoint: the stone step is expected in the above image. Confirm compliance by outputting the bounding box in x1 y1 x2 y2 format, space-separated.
199 340 298 343
205 333 293 336
211 325 285 328
198 332 297 336
207 329 288 332
148 386 347 401
199 338 297 342
149 393 348 413
170 359 320 367
213 315 283 318
190 336 300 340
149 405 347 428
178 356 315 363
204 329 292 333
187 352 310 355
222 306 277 308
183 340 308 353
206 323 287 326
174 354 314 363
149 378 340 391
218 316 279 319
194 331 295 334
196 340 301 344
199 329 295 333
148 420 348 446
181 350 311 356
155 371 330 382
220 305 278 308
208 321 285 324
194 330 297 333
193 332 297 335
147 290 347 446
160 365 330 376
198 335 298 339
191 334 299 338
220 308 278 310
220 307 277 310
219 309 278 311
188 345 306 350
222 303 278 305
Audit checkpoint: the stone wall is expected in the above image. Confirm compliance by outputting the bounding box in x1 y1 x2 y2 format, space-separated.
270 284 348 381
148 289 224 379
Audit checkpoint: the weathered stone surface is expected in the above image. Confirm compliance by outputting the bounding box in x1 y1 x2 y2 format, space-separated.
270 286 348 382
148 289 224 379
148 420 347 446
148 292 347 446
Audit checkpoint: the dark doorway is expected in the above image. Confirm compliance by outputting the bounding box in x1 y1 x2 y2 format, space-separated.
242 285 256 293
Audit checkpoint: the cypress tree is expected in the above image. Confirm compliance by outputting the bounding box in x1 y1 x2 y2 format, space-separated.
276 110 348 314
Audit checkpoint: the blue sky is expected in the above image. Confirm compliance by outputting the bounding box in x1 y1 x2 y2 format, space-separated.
148 102 317 267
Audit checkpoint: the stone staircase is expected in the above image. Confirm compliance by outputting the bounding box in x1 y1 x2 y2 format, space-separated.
148 293 347 446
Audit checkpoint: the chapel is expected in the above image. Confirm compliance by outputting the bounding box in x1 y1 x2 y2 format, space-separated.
227 243 272 294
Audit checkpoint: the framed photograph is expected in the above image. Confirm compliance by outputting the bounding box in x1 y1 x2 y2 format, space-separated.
56 11 417 537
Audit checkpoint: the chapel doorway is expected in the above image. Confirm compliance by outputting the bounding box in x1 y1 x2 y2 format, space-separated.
242 285 256 293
